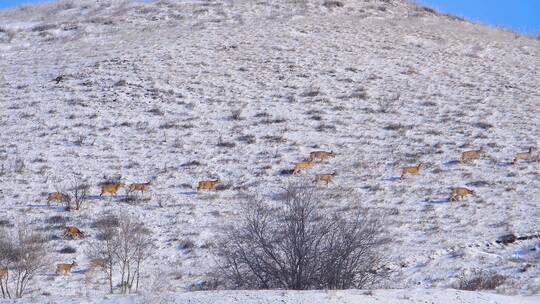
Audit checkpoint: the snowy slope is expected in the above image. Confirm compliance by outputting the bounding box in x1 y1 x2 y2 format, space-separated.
0 0 539 301
12 289 540 304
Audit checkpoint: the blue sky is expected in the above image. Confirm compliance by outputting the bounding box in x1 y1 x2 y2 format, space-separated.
0 0 539 35
417 0 540 35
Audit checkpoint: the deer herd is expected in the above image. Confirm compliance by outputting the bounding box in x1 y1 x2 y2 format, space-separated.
44 147 539 276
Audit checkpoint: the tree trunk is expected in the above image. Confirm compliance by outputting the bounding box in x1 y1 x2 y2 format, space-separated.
5 271 11 299
135 260 141 293
1 278 5 299
15 272 21 298
108 262 113 294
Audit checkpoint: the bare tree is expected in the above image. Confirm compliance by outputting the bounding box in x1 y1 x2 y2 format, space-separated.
216 183 389 290
88 216 119 294
115 217 153 294
88 214 153 294
0 228 49 298
67 177 89 211
130 224 153 293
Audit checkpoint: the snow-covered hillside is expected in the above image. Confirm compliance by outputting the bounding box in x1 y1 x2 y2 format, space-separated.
13 289 540 304
0 0 539 302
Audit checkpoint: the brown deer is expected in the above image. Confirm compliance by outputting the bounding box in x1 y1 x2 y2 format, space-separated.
197 179 220 191
449 187 475 201
292 159 316 176
63 226 84 240
314 172 337 186
127 181 152 194
56 261 77 275
513 147 533 164
100 183 125 197
0 268 7 280
309 151 336 163
460 148 483 164
0 267 7 298
537 153 540 162
47 192 71 206
401 162 423 179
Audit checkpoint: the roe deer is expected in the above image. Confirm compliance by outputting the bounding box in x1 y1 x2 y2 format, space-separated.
449 187 475 201
309 151 336 162
47 192 71 206
56 261 77 275
88 258 107 273
537 153 540 162
0 266 7 298
197 179 220 190
63 226 84 239
401 162 423 179
513 147 533 164
128 181 152 194
460 148 483 164
100 183 125 197
292 159 316 176
0 267 7 280
314 172 337 185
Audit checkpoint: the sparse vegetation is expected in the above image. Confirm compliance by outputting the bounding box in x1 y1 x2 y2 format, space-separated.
323 1 344 8
0 27 15 43
455 269 506 291
58 246 76 254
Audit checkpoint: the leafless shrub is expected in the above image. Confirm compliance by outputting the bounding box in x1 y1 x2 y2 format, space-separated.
67 177 89 211
0 228 49 298
377 94 399 113
215 183 389 290
91 214 119 230
455 269 506 291
178 238 195 252
323 1 344 8
114 79 127 87
316 123 337 132
88 214 153 294
159 122 179 129
0 27 16 43
261 117 287 125
58 246 76 254
12 157 25 174
230 109 244 121
180 160 202 167
254 112 270 118
147 106 165 116
339 87 368 101
301 89 321 97
217 136 236 148
46 215 68 229
237 134 256 144
415 5 438 15
473 122 493 130
73 134 94 146
383 123 413 131
261 135 286 143
31 23 58 32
